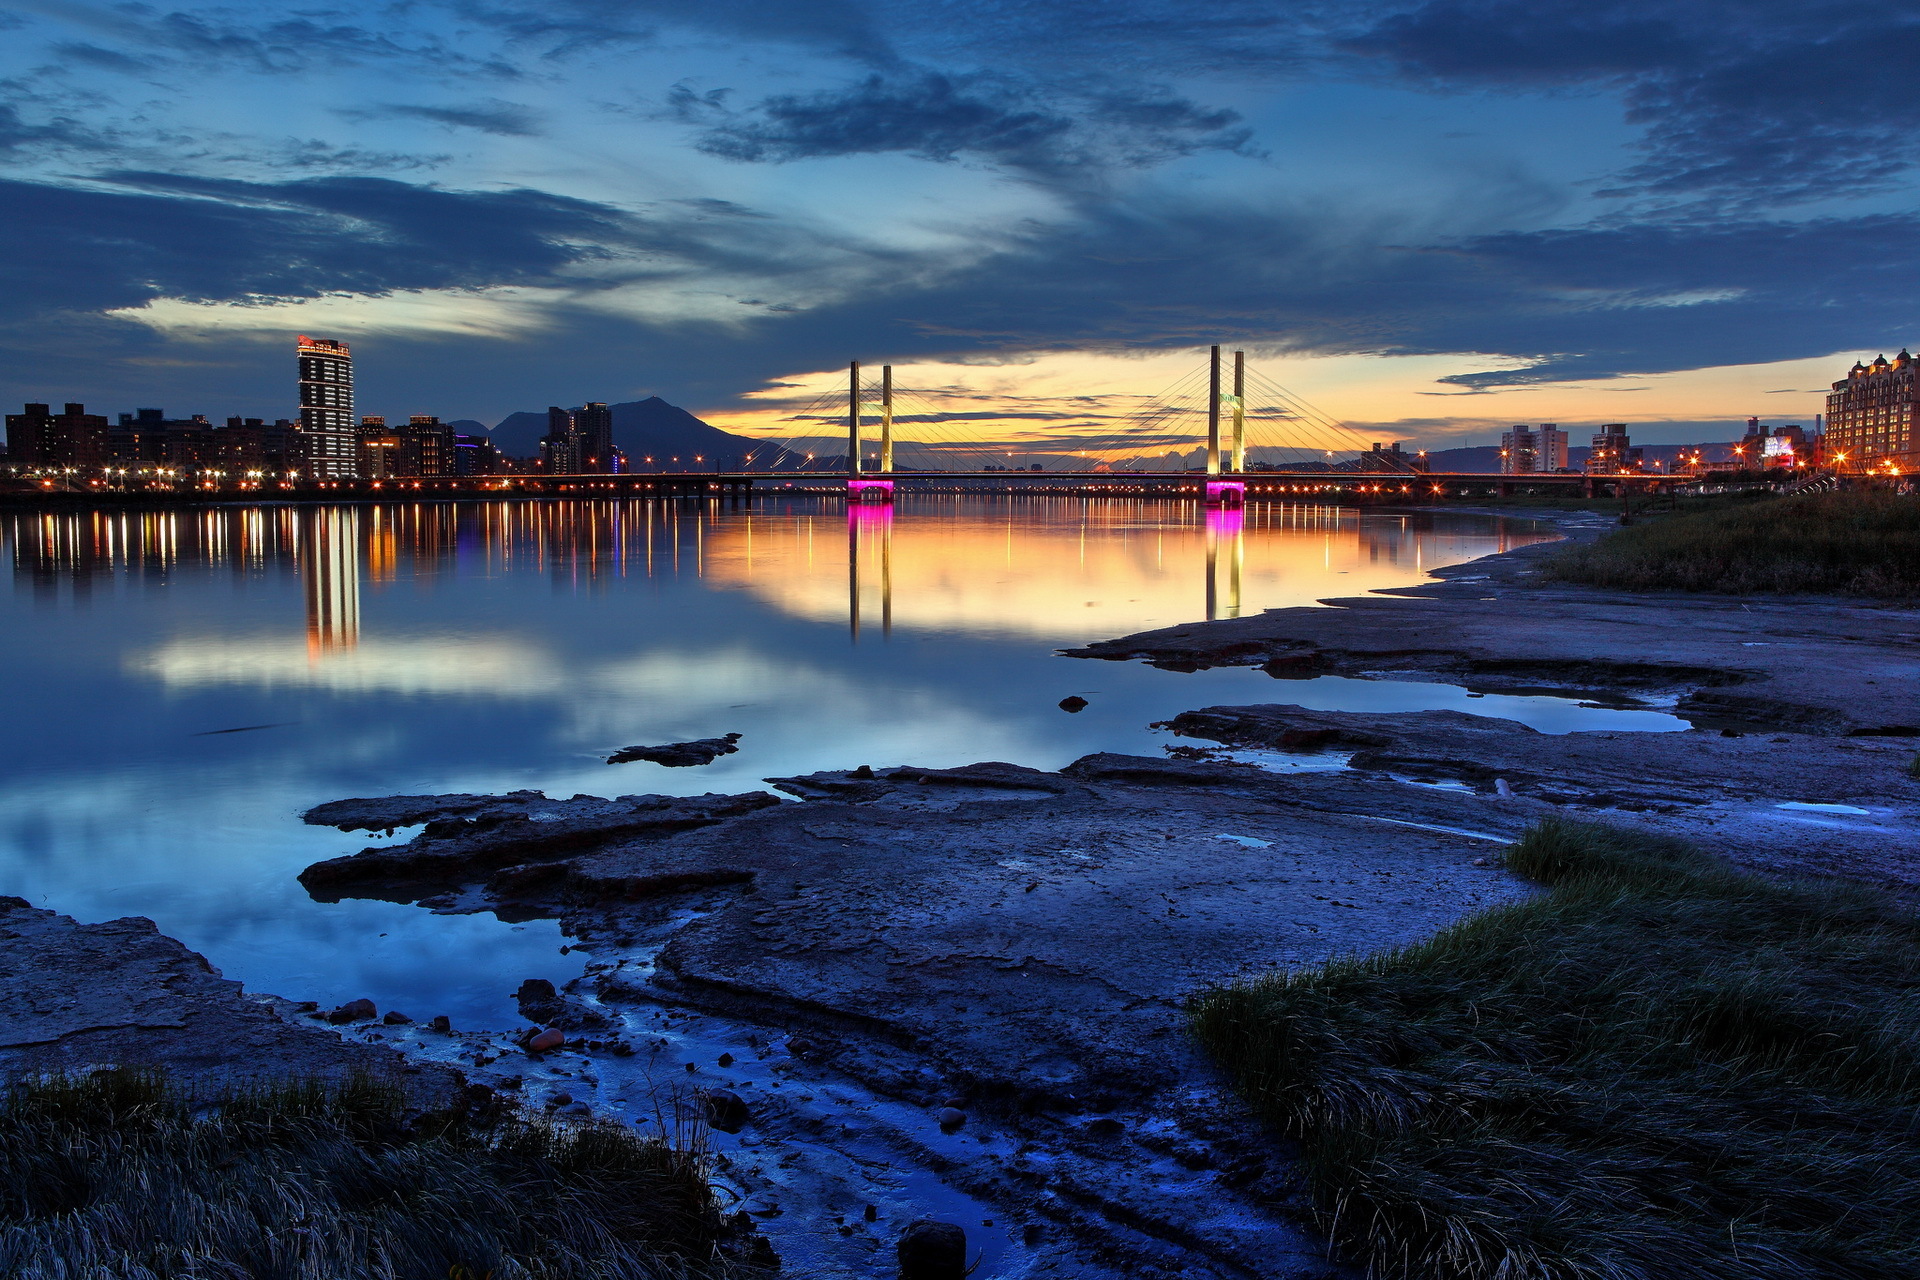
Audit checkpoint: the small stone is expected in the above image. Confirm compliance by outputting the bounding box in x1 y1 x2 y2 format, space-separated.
1058 696 1088 712
551 1092 573 1106
897 1220 967 1280
564 1102 590 1116
852 764 875 779
1471 857 1491 867
936 1107 966 1130
382 1010 412 1025
685 1061 697 1073
428 1015 452 1033
325 998 376 1024
864 1203 879 1222
528 1028 566 1053
941 1095 968 1109
718 1052 735 1067
516 978 558 1003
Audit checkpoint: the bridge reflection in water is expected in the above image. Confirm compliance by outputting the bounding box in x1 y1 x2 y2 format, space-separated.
848 503 894 641
1205 507 1244 621
5 497 1549 656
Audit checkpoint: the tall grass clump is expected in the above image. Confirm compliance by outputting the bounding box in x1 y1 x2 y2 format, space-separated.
1192 818 1920 1280
0 1071 748 1279
1547 489 1920 596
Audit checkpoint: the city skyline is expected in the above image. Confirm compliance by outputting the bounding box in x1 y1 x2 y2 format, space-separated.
2 3 1917 449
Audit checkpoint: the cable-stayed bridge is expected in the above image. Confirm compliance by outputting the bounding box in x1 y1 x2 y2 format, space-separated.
732 347 1417 505
685 347 1664 504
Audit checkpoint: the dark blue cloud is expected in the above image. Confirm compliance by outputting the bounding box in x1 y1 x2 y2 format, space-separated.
0 104 99 156
458 0 895 64
48 41 157 73
682 71 1251 174
1341 0 1920 203
17 8 511 78
0 174 639 321
343 101 543 137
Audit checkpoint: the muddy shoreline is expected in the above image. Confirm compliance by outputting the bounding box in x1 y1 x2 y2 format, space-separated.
9 506 1916 1279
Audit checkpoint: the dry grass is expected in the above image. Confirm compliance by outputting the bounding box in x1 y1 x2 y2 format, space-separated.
1547 489 1920 597
1191 819 1920 1280
0 1071 753 1279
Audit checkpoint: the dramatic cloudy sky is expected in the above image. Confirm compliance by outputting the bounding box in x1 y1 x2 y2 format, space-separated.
3 0 1917 447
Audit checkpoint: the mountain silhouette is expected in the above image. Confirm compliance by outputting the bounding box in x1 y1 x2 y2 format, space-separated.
485 397 791 468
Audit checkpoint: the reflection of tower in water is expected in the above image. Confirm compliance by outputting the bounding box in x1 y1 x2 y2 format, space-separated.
847 503 893 642
1204 507 1244 621
300 508 361 656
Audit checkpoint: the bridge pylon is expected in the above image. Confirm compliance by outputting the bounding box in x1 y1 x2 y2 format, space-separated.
847 359 894 502
1206 344 1247 508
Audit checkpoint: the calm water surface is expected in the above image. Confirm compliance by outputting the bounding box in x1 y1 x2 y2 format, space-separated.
0 496 1666 1025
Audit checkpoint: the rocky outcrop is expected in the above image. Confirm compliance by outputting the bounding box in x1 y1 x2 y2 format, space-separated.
608 733 743 767
299 791 782 899
1065 533 1917 736
0 898 461 1102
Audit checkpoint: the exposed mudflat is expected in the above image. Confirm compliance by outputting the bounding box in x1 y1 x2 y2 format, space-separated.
298 755 1547 1278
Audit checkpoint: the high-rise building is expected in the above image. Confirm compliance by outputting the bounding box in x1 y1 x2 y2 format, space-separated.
1536 425 1567 471
1826 350 1918 472
1500 424 1568 474
1585 424 1644 474
403 415 455 477
540 405 583 473
1356 441 1423 472
5 403 108 471
575 402 615 472
453 433 503 476
297 335 356 479
357 416 400 478
1500 425 1535 474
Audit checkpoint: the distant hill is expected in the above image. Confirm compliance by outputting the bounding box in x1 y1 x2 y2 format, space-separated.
484 397 783 468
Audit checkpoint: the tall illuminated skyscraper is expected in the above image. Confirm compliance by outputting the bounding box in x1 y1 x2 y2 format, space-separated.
297 335 357 478
576 402 614 472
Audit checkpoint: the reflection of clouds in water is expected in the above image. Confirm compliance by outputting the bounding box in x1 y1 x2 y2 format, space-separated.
131 635 558 695
126 634 1029 782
